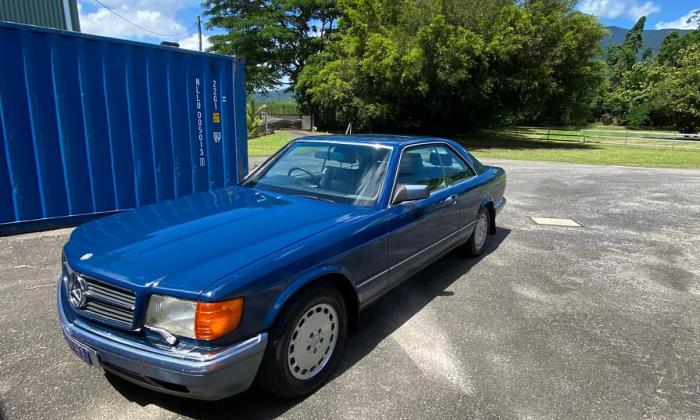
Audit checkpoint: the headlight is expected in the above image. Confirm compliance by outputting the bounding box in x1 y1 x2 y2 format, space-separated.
145 295 197 338
145 295 244 341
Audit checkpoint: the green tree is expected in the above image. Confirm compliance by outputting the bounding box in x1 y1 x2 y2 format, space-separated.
297 0 606 131
688 9 700 29
605 62 666 127
656 31 683 66
606 16 646 87
656 30 700 67
657 44 700 132
603 37 700 131
204 0 339 93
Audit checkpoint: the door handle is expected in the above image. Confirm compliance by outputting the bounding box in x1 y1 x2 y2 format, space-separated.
444 195 458 206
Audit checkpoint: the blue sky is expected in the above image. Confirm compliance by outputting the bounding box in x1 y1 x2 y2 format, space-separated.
77 0 222 50
76 0 698 49
576 0 698 29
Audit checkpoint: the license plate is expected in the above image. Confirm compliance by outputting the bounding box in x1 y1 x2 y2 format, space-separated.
62 329 95 366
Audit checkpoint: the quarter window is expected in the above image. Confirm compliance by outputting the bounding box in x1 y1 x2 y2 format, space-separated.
430 146 476 185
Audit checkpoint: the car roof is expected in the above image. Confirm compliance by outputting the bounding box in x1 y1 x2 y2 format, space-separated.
293 134 454 147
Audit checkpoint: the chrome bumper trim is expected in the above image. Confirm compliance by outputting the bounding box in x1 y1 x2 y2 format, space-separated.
495 196 507 213
58 280 267 399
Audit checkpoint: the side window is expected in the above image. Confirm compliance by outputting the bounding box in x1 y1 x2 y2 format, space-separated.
396 145 447 191
430 146 476 185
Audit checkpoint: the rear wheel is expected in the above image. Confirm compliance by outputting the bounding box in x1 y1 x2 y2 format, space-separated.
464 208 490 256
256 285 347 398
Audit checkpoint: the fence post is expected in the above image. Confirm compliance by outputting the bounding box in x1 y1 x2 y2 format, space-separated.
672 132 676 150
625 131 628 147
546 129 550 141
264 112 268 135
582 129 586 144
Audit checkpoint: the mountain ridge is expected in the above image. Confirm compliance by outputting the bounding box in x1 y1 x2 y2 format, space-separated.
602 26 693 54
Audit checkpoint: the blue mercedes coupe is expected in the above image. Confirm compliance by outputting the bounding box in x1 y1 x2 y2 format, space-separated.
58 135 506 399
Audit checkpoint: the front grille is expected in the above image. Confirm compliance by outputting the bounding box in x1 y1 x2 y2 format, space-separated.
80 275 136 327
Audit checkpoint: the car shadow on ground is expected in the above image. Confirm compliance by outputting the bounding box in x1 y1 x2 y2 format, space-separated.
106 228 511 419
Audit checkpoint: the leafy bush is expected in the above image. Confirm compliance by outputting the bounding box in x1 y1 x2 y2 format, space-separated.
625 104 651 128
246 100 267 137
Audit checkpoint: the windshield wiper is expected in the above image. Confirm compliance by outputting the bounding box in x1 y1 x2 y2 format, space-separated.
295 194 336 203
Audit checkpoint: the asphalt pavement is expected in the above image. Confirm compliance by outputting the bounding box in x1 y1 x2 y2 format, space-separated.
1 159 698 419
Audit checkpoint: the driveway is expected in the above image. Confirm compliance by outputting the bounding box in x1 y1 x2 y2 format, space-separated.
1 160 698 419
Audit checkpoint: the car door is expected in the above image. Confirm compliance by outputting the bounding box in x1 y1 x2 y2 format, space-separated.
432 145 481 230
385 144 463 289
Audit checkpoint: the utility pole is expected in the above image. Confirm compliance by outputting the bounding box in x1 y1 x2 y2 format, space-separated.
196 15 202 52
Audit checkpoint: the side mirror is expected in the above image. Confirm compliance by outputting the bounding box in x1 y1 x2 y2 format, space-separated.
392 184 430 205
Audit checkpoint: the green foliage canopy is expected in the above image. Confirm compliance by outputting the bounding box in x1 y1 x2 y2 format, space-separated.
600 17 700 132
296 0 606 131
204 0 339 93
605 16 645 88
656 30 700 66
654 44 700 132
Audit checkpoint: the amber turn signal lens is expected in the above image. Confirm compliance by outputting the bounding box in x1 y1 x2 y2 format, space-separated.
195 298 244 340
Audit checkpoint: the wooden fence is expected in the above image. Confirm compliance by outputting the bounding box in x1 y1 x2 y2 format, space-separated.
502 127 700 151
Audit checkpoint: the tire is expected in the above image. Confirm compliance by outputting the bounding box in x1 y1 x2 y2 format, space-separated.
464 207 491 256
256 284 347 398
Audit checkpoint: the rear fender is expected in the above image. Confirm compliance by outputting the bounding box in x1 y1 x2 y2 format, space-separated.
478 196 496 234
478 196 494 214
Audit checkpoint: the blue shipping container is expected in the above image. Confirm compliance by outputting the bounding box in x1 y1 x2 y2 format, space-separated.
0 22 248 235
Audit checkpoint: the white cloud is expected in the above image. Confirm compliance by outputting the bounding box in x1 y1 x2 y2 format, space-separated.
654 10 698 30
177 32 211 51
578 0 660 21
579 0 626 19
78 0 194 41
628 1 661 20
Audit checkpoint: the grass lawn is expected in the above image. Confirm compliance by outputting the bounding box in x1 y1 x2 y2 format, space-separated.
248 132 297 156
460 131 700 169
248 130 700 168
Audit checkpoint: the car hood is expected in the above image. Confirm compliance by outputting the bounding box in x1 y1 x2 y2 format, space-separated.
64 186 364 296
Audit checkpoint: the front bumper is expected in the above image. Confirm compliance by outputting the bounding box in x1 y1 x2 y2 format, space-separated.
57 281 268 400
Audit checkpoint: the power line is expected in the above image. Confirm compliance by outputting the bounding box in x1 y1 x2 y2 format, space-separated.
88 0 196 37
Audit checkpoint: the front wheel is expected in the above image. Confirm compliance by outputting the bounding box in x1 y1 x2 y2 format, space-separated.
464 208 490 256
256 285 347 398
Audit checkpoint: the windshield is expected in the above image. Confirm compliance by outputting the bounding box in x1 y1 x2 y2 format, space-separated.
241 141 392 206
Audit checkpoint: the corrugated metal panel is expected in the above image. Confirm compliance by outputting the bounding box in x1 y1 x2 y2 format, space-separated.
0 0 75 31
0 22 248 234
68 0 80 31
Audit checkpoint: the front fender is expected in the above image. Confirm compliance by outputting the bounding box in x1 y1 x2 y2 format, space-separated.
263 264 353 329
